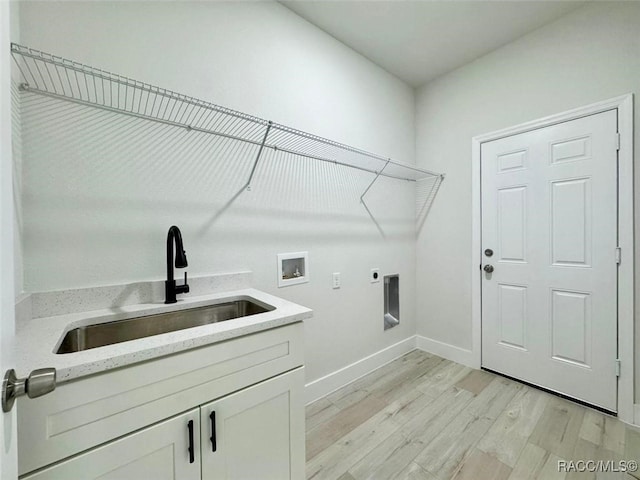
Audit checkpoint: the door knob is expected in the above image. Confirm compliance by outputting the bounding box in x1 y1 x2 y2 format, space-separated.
483 264 494 273
2 368 56 413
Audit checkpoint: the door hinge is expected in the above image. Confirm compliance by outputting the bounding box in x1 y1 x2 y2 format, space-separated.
615 359 621 377
616 133 621 151
615 247 621 264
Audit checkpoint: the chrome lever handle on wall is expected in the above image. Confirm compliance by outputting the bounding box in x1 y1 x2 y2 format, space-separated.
2 368 56 412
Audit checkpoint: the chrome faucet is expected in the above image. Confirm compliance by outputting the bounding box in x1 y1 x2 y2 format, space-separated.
165 225 189 304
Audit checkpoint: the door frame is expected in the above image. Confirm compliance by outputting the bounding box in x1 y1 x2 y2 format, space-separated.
471 94 635 424
1 1 19 477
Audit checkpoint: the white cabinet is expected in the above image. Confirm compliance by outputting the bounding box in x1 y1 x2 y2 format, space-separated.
18 323 305 479
201 368 305 480
23 409 201 480
24 368 304 480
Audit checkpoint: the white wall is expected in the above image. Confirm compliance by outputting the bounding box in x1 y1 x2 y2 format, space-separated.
16 1 418 385
415 3 640 398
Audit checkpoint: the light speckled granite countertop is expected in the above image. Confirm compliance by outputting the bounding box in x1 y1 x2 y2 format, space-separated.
14 288 312 383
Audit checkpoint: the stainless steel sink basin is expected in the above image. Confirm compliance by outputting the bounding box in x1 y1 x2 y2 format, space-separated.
56 299 274 354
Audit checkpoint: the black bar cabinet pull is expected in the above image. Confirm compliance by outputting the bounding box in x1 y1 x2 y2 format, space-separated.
210 411 217 452
187 419 195 464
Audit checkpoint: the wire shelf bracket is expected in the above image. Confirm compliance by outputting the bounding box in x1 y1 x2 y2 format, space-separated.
245 121 272 191
10 43 445 212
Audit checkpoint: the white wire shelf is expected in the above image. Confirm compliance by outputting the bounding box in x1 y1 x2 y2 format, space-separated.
11 43 444 227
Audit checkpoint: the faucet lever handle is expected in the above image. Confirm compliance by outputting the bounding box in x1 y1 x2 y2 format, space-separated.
174 271 190 295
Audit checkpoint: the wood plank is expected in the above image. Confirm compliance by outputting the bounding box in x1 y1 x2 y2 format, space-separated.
625 427 640 480
326 350 429 409
383 389 435 427
306 394 386 460
348 386 475 480
306 387 427 479
455 369 496 395
536 451 567 480
478 386 551 467
305 352 632 480
578 409 602 445
529 396 586 459
331 351 442 411
579 410 626 455
348 430 415 480
414 377 522 479
306 411 399 479
336 473 356 480
507 443 565 480
605 416 627 455
452 448 512 480
415 360 472 399
375 355 446 405
306 397 332 418
508 443 547 480
567 438 622 480
306 398 341 431
392 462 439 480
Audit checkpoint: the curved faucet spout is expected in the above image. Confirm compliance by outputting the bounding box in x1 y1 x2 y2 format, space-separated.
165 226 190 304
168 225 188 269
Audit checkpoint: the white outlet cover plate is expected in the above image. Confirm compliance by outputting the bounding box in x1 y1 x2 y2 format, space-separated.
371 268 380 283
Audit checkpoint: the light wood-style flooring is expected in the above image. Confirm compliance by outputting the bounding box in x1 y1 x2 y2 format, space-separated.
306 350 640 480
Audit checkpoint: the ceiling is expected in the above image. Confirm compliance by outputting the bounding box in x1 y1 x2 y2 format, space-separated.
280 1 586 87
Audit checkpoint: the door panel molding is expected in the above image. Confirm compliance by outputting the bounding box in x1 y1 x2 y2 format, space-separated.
550 177 592 267
471 94 634 425
497 283 528 351
550 288 592 368
497 186 528 263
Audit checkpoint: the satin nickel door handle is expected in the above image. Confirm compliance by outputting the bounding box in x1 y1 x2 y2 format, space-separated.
483 264 494 273
2 368 56 412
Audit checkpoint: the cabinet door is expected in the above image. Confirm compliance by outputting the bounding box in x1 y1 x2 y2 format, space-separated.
22 409 201 480
200 367 305 480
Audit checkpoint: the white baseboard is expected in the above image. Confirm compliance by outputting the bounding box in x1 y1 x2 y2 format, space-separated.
304 336 417 405
415 335 477 368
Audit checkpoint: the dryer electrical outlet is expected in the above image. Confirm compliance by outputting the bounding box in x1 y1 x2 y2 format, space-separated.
370 268 380 283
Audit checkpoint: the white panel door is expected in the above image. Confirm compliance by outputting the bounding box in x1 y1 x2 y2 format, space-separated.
23 409 201 480
200 367 305 480
481 110 618 412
